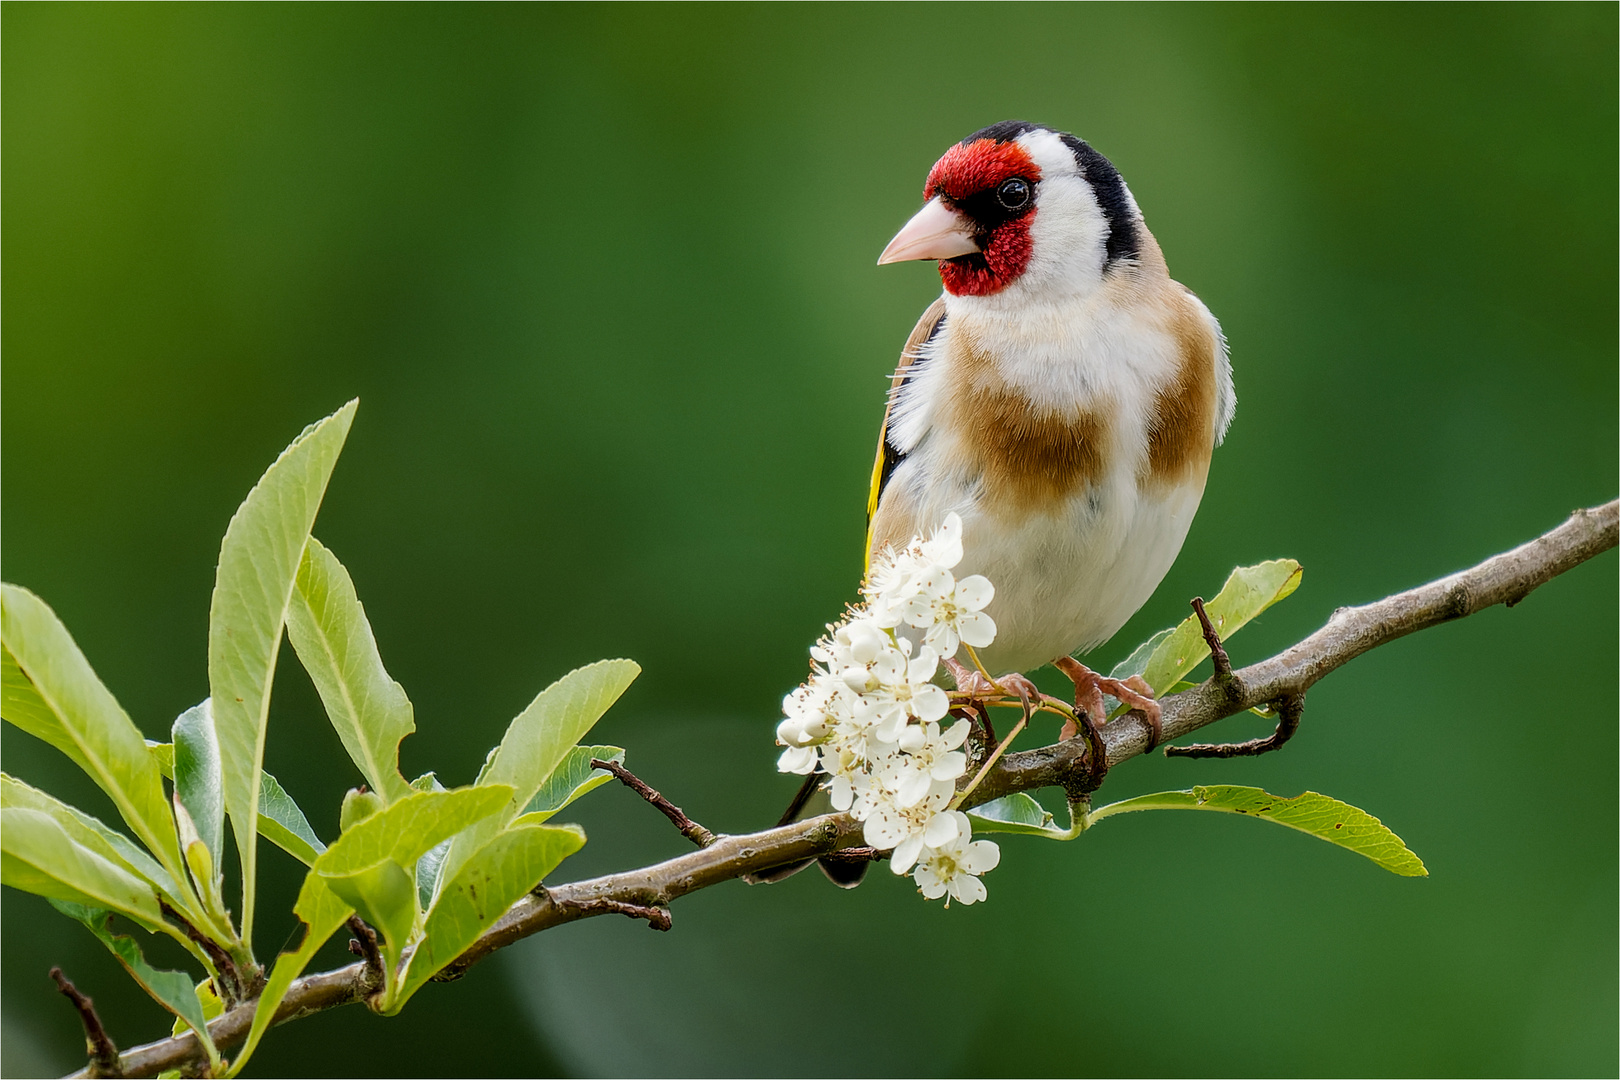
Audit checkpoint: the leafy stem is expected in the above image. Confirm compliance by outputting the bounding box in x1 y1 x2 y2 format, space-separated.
71 498 1613 1079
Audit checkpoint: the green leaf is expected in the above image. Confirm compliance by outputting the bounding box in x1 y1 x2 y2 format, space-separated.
229 872 352 1077
481 662 640 806
50 901 220 1070
308 785 516 1006
319 859 416 986
0 776 217 966
1107 628 1173 684
257 772 326 866
438 660 638 897
339 787 385 832
394 823 585 1010
285 538 414 804
409 774 450 908
1 808 165 927
967 792 1081 840
1086 785 1428 877
172 702 224 865
0 588 188 897
517 745 624 822
0 773 180 904
312 785 512 879
2 643 91 775
210 400 356 948
1137 560 1303 694
170 978 223 1038
149 742 326 867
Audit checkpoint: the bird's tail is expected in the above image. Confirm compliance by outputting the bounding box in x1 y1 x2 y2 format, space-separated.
748 773 869 889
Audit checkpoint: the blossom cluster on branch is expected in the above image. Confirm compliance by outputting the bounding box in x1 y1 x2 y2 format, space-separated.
776 513 1001 904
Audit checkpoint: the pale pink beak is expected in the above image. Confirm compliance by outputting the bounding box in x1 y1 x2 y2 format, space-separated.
877 197 980 264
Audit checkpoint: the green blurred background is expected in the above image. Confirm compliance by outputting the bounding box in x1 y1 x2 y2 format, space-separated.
3 4 1615 1076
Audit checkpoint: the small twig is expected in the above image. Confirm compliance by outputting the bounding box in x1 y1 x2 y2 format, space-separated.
953 703 994 774
160 902 247 1007
345 916 386 995
51 968 123 1078
966 702 996 748
820 846 889 864
557 896 673 931
953 706 1031 809
591 758 718 848
1191 596 1232 678
1165 693 1305 759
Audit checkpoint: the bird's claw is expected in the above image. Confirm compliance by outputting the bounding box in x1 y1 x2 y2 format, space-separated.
945 659 1040 719
1051 657 1162 789
944 657 995 698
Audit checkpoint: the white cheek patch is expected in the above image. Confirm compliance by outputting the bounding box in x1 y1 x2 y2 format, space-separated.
1023 176 1108 293
1008 129 1110 300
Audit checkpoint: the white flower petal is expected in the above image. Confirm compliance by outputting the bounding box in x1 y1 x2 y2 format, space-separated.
873 708 908 744
892 835 924 874
907 646 941 683
941 718 971 749
921 514 964 569
901 597 936 630
916 565 955 599
872 649 907 684
930 750 968 781
912 684 950 723
863 814 903 849
926 625 959 660
962 839 1001 874
777 746 818 774
950 873 988 905
923 808 960 848
955 574 994 611
956 610 996 649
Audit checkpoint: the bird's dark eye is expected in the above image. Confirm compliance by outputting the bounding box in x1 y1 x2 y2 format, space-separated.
996 178 1031 210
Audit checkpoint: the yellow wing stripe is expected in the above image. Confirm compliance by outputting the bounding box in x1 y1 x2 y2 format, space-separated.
864 449 886 573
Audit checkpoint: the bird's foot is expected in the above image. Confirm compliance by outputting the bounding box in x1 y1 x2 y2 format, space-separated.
944 658 1040 718
1052 656 1163 754
943 656 995 698
993 671 1041 717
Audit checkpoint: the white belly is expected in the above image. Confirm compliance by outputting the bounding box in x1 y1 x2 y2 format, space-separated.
889 461 1206 675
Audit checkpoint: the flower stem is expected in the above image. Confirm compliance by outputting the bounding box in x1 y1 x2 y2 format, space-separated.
964 644 996 685
952 714 1027 810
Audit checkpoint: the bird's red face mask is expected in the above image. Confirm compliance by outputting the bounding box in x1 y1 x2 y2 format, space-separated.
878 139 1042 297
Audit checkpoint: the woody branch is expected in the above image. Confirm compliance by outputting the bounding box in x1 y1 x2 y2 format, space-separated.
73 499 1617 1080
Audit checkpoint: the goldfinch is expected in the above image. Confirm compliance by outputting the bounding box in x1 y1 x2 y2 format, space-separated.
870 120 1235 745
766 120 1234 888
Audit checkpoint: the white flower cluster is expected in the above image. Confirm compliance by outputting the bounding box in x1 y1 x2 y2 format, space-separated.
777 512 1002 905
